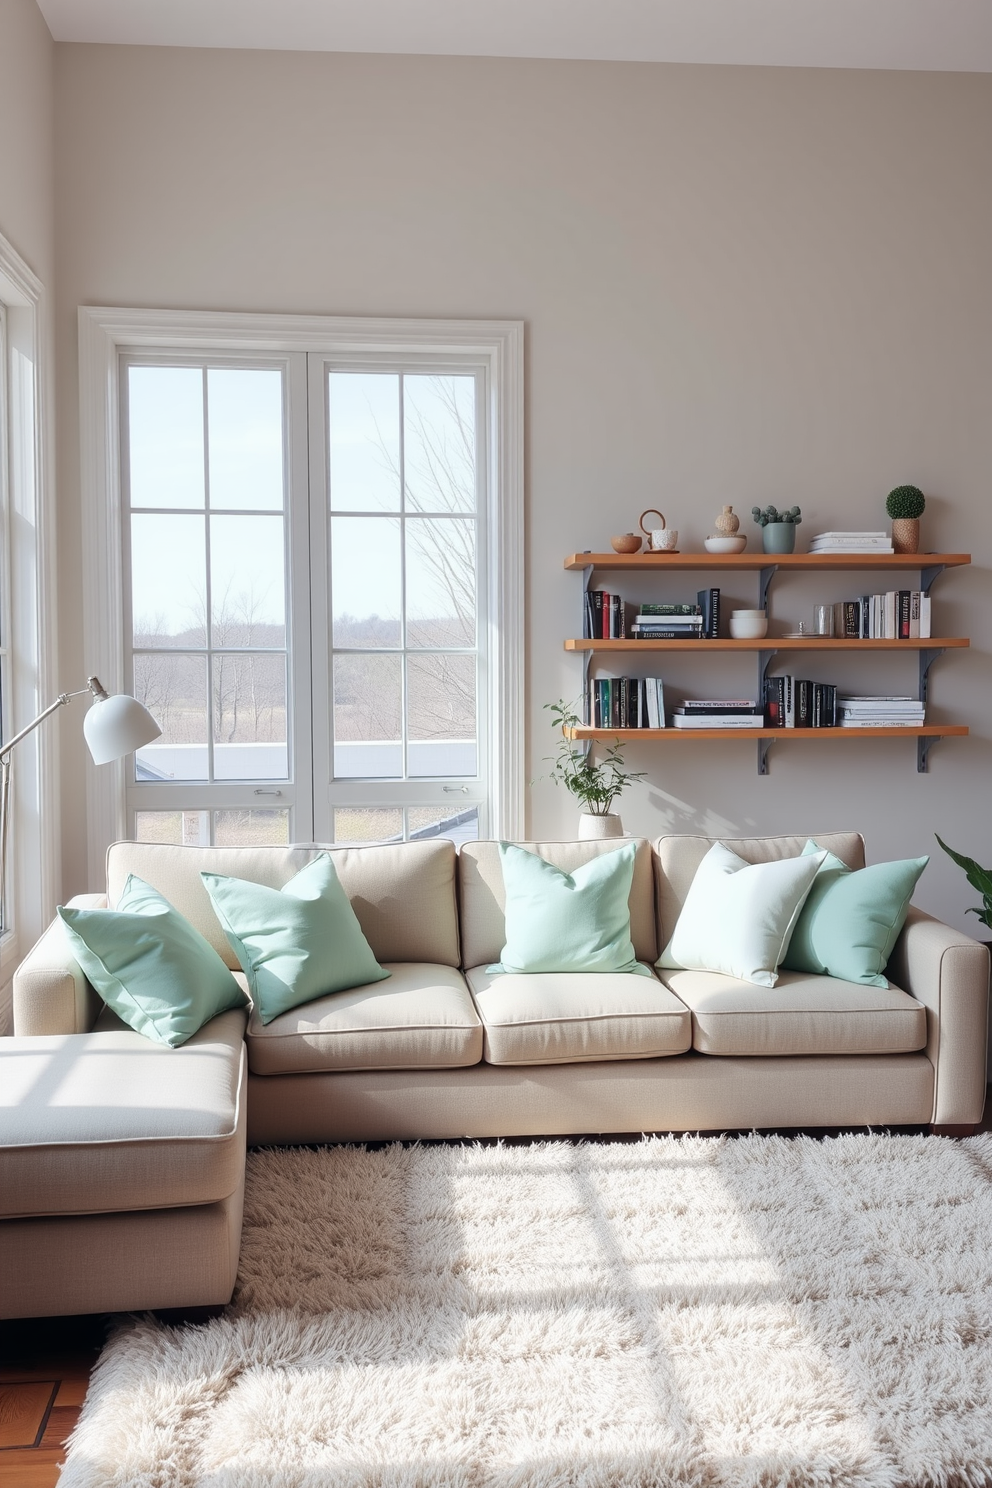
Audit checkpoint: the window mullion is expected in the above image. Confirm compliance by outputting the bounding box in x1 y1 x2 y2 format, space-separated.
202 367 216 801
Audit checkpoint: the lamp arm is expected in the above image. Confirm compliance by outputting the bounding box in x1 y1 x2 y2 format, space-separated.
0 688 91 764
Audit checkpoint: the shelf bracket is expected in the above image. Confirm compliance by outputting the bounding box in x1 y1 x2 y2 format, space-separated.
920 563 945 597
918 734 942 773
757 736 773 775
758 565 778 613
918 647 944 707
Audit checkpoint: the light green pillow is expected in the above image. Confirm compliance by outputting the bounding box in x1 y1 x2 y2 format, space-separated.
201 853 389 1024
488 840 651 976
657 842 826 987
58 875 245 1047
781 839 928 986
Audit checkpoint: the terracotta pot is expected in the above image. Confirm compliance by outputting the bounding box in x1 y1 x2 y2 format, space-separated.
891 517 920 554
577 812 624 839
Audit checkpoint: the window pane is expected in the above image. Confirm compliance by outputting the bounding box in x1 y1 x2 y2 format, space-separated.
213 652 288 779
407 654 477 777
333 653 402 778
404 374 476 513
331 516 400 647
135 810 209 846
207 368 284 511
408 805 479 844
329 372 400 512
333 807 403 844
210 514 286 647
133 653 208 781
131 514 206 646
128 366 204 510
406 517 476 648
213 809 289 846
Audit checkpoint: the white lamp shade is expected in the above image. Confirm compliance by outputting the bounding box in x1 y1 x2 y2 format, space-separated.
83 693 162 765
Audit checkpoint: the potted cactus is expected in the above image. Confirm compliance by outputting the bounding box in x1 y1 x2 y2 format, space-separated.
886 485 925 554
752 505 802 555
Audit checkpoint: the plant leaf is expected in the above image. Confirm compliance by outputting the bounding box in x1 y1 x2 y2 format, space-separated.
935 835 992 902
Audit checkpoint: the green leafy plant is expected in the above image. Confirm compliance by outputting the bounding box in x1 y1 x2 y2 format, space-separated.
935 835 992 931
544 699 645 816
886 485 926 520
751 505 802 528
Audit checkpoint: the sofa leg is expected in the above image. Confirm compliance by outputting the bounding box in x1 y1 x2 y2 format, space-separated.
930 1123 980 1137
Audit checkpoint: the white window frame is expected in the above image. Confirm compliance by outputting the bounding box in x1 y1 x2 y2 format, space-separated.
79 309 524 880
0 229 57 1004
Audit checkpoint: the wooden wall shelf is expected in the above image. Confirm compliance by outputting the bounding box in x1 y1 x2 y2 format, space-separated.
564 552 971 573
565 637 970 653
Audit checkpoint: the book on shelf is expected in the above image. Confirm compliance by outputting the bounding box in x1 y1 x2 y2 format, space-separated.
639 603 700 616
765 676 837 728
809 531 894 554
671 712 762 729
696 588 720 639
586 677 665 729
833 590 930 640
838 694 925 727
583 590 626 640
680 699 760 713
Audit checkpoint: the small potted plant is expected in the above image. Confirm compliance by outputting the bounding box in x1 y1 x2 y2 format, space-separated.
545 699 645 838
935 836 992 933
752 505 802 555
886 485 925 554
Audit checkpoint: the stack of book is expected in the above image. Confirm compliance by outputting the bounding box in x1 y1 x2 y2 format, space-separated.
763 677 838 727
631 604 703 640
671 700 762 729
586 677 666 729
834 591 931 639
838 696 925 728
583 590 626 639
808 531 894 555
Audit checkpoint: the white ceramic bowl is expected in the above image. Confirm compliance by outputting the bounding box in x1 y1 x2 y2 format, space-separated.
731 608 765 618
703 535 747 554
729 616 768 640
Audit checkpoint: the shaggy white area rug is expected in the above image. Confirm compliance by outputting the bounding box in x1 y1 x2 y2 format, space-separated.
62 1134 992 1488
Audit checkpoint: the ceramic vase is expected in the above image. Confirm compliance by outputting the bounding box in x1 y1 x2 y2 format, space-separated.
714 505 740 536
762 522 797 555
891 518 920 554
578 812 624 839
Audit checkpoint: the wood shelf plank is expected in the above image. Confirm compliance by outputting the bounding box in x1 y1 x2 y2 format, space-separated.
564 552 971 572
567 725 969 741
565 637 969 652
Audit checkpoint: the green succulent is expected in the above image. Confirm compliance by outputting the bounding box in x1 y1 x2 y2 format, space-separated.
751 505 802 528
886 485 926 520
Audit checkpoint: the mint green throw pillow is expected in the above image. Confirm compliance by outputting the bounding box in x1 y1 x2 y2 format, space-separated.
201 853 389 1024
781 839 928 986
58 875 245 1047
488 840 650 976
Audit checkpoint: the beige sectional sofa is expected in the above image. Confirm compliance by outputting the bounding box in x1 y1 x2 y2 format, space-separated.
3 830 988 1320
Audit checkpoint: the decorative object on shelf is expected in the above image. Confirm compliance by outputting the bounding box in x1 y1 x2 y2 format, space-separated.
639 510 678 552
714 505 740 536
752 505 802 555
729 610 768 640
934 836 992 931
610 533 642 554
704 536 747 554
0 676 161 920
812 604 834 637
886 485 926 555
544 698 645 836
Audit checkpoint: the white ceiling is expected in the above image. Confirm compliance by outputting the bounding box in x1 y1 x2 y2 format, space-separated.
34 0 992 72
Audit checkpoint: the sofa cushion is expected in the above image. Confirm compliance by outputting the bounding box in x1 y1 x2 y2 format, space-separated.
459 839 657 971
656 967 927 1056
653 832 867 950
107 839 461 970
465 965 691 1065
0 1008 247 1219
245 963 482 1075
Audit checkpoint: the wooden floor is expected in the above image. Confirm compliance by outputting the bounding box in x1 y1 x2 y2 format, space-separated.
4 1092 991 1486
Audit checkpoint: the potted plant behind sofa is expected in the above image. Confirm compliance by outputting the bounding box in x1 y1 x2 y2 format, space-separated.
935 836 992 937
545 699 645 838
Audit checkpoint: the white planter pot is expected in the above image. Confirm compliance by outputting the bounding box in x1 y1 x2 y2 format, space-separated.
578 812 624 839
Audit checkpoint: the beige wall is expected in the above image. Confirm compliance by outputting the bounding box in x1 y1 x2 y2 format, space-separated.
53 46 992 937
0 0 54 283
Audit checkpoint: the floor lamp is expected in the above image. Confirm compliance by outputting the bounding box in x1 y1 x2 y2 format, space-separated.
0 676 161 922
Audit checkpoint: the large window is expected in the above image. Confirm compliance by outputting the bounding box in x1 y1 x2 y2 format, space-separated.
80 312 522 868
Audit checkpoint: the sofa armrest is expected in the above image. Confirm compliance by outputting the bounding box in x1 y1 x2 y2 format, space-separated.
887 906 990 1126
12 895 108 1035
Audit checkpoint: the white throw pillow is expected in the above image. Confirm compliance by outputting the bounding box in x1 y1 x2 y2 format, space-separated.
657 842 827 987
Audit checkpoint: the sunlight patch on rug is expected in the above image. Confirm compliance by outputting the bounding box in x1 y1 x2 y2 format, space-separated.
61 1133 992 1487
